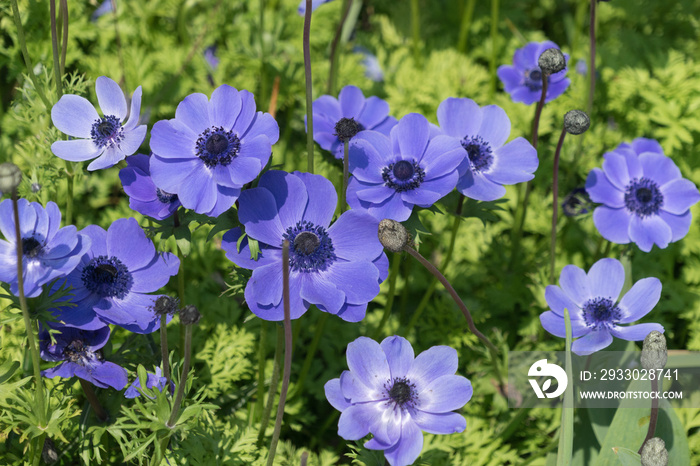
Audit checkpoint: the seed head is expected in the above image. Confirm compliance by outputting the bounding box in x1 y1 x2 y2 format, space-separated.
334 117 362 142
0 163 22 193
378 219 409 253
153 295 179 316
180 304 201 325
538 48 566 75
564 110 590 135
641 330 667 371
640 438 668 466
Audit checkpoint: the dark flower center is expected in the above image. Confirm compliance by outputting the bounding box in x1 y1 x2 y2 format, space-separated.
156 188 178 204
22 237 43 259
384 376 418 409
561 187 591 217
624 177 663 218
525 68 548 92
334 117 363 142
63 338 100 367
283 221 336 272
582 297 622 330
382 159 425 192
461 135 494 172
196 126 241 168
90 115 124 148
81 255 133 299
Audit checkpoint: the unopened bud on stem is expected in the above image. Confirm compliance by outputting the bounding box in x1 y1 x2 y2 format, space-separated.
538 48 566 75
640 437 668 466
0 163 22 193
378 219 409 253
564 110 590 135
641 331 667 370
180 305 201 325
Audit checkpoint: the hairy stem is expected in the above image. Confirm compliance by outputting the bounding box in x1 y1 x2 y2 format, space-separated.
550 127 567 284
266 240 293 466
303 0 314 174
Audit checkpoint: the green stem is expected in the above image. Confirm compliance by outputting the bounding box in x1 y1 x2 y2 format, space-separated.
587 0 596 116
292 312 328 398
257 325 284 446
12 193 47 427
50 0 63 99
550 127 567 284
259 0 268 110
410 0 421 65
166 323 193 428
10 0 52 110
457 0 477 53
489 0 500 98
372 252 401 339
253 320 268 423
531 73 549 150
64 162 73 228
266 241 293 466
556 308 574 466
60 0 68 75
638 378 659 454
79 379 108 422
340 140 349 213
160 314 171 387
327 0 353 95
303 0 314 174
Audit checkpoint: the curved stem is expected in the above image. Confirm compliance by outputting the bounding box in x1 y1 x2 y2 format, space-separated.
50 0 63 99
257 325 283 446
327 0 353 95
12 193 47 427
531 74 549 150
266 241 293 466
588 0 596 115
303 0 314 174
11 0 52 110
372 252 401 339
550 127 567 285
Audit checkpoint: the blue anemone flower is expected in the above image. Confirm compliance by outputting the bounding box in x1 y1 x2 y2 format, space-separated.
54 218 179 333
541 258 664 356
437 97 538 201
149 85 279 217
308 85 397 160
221 170 388 322
124 367 172 399
119 153 181 220
51 76 146 171
40 322 127 390
325 336 472 466
497 41 571 105
585 138 700 252
0 199 90 298
346 113 464 221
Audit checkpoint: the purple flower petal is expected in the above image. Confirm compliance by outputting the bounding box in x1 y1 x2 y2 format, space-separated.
355 185 394 203
338 85 364 118
87 146 126 171
393 113 430 161
497 66 523 92
175 92 211 135
123 86 143 131
610 323 664 341
419 374 472 413
245 281 308 321
639 152 680 186
221 227 280 269
659 210 692 241
631 138 664 156
628 214 672 252
457 169 506 201
401 187 442 206
150 119 197 160
540 311 591 338
257 171 308 228
130 253 179 293
587 258 625 301
346 337 390 391
347 181 411 221
208 84 242 129
96 76 127 120
592 206 632 244
51 95 100 138
117 124 147 156
242 112 280 144
380 336 414 380
357 96 391 129
300 274 345 314
411 410 466 435
544 285 581 318
95 292 162 333
478 105 510 148
586 168 625 207
312 95 342 122
406 345 457 393
436 98 482 139
617 277 662 323
486 137 538 185
349 132 390 183
382 418 423 466
176 163 218 214
571 330 613 356
295 172 338 227
422 138 465 178
324 377 351 411
601 153 631 191
90 361 128 390
51 139 102 162
107 218 155 271
248 262 283 306
324 261 379 304
337 402 380 440
660 178 700 215
559 264 591 307
238 188 285 246
340 370 379 402
335 302 369 323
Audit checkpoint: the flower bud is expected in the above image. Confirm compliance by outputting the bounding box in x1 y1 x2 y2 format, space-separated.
334 117 362 142
0 163 22 193
180 304 201 325
564 110 590 135
42 437 59 464
640 437 668 466
538 48 566 75
378 219 409 253
561 188 591 217
31 182 42 193
153 295 179 316
641 330 667 371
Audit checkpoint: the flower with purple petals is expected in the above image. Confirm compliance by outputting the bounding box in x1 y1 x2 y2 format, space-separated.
91 0 113 21
119 153 181 220
585 138 700 252
346 113 464 221
149 85 279 217
353 46 384 82
325 336 472 466
0 199 90 298
40 322 127 390
308 85 397 160
204 45 219 70
51 76 146 171
541 258 664 356
298 0 334 15
497 41 571 105
436 97 538 201
54 217 179 333
124 367 171 399
222 170 388 322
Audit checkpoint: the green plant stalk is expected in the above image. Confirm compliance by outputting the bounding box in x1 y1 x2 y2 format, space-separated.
32 433 47 466
556 308 574 466
292 312 328 398
550 127 567 284
406 195 465 332
50 0 63 99
253 320 268 424
340 140 349 213
303 0 315 174
587 0 596 115
259 0 268 110
531 74 549 151
257 325 283 446
59 0 68 75
638 378 660 454
372 252 401 339
160 314 171 387
327 0 353 95
266 240 293 466
79 379 108 422
64 162 73 227
12 193 47 427
11 0 52 110
489 0 500 98
410 0 421 65
166 323 193 428
457 0 477 53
